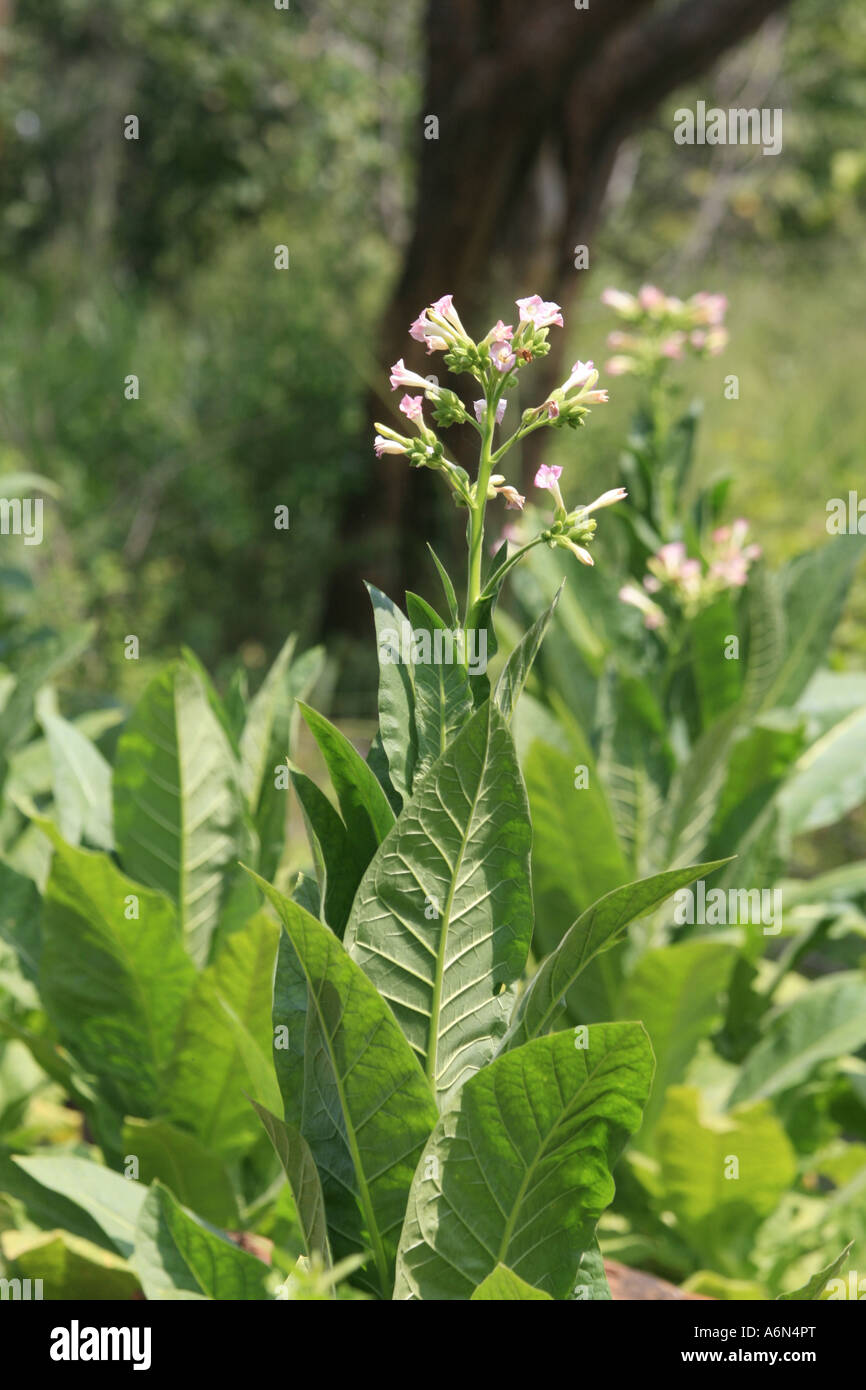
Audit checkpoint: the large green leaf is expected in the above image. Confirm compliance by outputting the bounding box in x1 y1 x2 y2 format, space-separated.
344 701 532 1103
252 878 437 1298
163 910 279 1161
113 657 253 965
778 707 866 835
41 709 113 850
777 1242 853 1301
11 1155 146 1259
366 583 417 803
132 1182 269 1300
655 1086 797 1273
471 1265 553 1300
762 536 863 711
121 1117 240 1228
37 825 195 1118
240 638 324 880
251 1100 332 1272
299 702 395 847
494 582 563 724
620 939 737 1145
290 769 363 938
404 591 474 778
394 1024 653 1300
2 1229 140 1300
729 972 866 1106
502 861 730 1053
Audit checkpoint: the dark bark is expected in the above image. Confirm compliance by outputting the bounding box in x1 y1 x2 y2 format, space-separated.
324 0 793 635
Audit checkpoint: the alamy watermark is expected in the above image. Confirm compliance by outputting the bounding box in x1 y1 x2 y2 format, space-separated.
674 101 783 157
673 880 782 935
0 497 43 545
379 622 488 676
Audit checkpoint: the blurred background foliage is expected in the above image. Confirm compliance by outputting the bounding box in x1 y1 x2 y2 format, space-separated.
0 0 864 708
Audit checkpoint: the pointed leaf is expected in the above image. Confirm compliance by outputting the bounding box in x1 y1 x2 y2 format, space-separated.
250 1100 332 1272
163 910 279 1160
503 860 731 1052
133 1182 269 1300
41 711 113 849
366 582 417 802
37 824 194 1117
729 971 866 1106
404 591 474 777
113 659 253 964
345 701 532 1103
251 877 437 1297
471 1264 553 1300
778 1242 853 1301
121 1118 239 1227
394 1024 654 1300
494 583 563 724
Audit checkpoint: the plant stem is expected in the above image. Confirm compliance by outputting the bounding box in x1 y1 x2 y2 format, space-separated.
465 400 496 618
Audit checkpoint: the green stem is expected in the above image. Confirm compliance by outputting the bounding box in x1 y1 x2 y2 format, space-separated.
465 399 497 618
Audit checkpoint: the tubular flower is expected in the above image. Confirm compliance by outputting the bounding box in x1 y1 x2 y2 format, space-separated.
389 359 440 394
516 295 564 329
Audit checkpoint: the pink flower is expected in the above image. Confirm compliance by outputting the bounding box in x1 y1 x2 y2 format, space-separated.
661 332 686 360
601 288 638 314
638 284 666 311
563 359 596 391
534 464 563 490
495 484 525 511
691 292 727 326
473 399 508 424
431 294 454 318
515 295 564 329
583 487 627 514
581 389 609 404
409 314 448 354
546 400 560 419
389 359 436 393
605 356 635 376
374 435 408 458
486 319 514 342
490 340 516 373
399 394 424 421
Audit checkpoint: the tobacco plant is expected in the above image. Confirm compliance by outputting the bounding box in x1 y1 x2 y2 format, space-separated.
0 292 722 1300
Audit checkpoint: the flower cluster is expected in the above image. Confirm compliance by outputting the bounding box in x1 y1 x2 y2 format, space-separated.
601 285 729 378
619 520 761 628
374 292 624 599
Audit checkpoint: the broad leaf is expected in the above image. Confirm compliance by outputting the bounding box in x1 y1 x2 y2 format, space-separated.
2 1229 140 1300
494 582 563 724
11 1155 146 1259
163 910 279 1161
394 1024 653 1300
113 657 253 965
366 582 417 803
240 638 324 879
620 940 737 1145
655 1086 797 1271
38 825 194 1117
404 591 474 778
299 702 395 847
729 972 866 1106
251 1100 332 1273
121 1118 239 1227
41 710 113 850
778 707 866 835
502 861 730 1052
133 1182 269 1301
252 878 437 1298
344 700 533 1103
778 1242 853 1301
471 1264 553 1300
